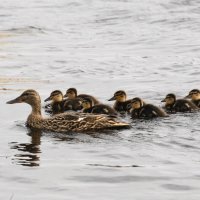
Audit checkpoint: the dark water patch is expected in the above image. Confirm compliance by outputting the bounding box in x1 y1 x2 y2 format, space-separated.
9 129 41 167
12 154 40 167
169 140 200 151
162 183 195 191
87 164 141 168
70 175 172 183
7 176 37 184
3 26 47 35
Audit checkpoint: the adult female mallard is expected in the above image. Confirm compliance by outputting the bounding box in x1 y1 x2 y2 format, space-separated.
130 97 167 119
161 93 198 113
185 89 200 108
45 90 82 114
7 90 130 132
64 88 100 105
82 97 117 116
108 90 132 113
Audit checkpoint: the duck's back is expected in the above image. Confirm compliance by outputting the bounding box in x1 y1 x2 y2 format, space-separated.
45 101 65 114
131 104 167 119
78 94 100 105
91 104 117 116
52 101 65 114
41 112 129 132
174 99 198 112
114 100 132 113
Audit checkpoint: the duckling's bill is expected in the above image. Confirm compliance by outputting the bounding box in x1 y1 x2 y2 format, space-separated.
108 96 116 101
44 96 51 102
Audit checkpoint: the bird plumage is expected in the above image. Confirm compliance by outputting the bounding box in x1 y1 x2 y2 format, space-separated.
7 90 130 133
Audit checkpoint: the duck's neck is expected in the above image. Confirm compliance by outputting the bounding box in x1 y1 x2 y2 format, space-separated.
29 101 42 117
27 101 43 128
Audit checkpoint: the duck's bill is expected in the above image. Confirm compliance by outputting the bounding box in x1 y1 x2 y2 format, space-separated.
161 98 166 102
108 96 116 101
184 94 191 99
63 93 68 98
44 96 51 102
7 96 22 104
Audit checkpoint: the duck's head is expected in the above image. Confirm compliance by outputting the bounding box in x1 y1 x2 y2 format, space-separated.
108 90 127 102
44 90 63 103
131 97 144 109
7 89 41 106
64 88 77 99
82 97 94 110
161 93 176 105
185 89 200 101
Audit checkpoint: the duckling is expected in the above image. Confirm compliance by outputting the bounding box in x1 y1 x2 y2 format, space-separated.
64 88 100 105
7 90 130 132
82 97 117 116
45 90 83 113
108 90 132 113
185 89 200 108
161 93 198 113
44 90 65 114
131 97 167 119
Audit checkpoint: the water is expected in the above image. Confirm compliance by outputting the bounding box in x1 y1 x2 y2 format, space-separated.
0 0 200 199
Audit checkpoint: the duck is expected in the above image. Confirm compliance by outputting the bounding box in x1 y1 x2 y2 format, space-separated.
45 90 83 114
108 90 132 113
64 88 100 105
130 97 167 119
161 93 198 113
44 90 66 114
82 97 118 116
7 90 130 132
185 89 200 108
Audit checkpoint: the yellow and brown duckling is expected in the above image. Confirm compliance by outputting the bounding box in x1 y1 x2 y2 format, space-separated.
45 90 83 114
64 88 100 105
161 93 198 113
108 90 132 113
7 90 130 133
131 97 167 119
82 97 117 116
185 89 200 108
44 90 66 114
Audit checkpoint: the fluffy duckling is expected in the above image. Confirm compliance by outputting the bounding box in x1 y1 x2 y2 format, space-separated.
64 88 100 105
185 89 200 108
108 90 132 113
131 97 167 119
44 90 65 114
7 90 130 133
82 97 117 116
45 90 83 113
161 93 198 113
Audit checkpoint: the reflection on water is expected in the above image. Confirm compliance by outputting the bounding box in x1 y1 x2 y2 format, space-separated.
10 128 41 167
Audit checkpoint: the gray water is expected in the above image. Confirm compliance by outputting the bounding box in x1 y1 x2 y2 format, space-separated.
1 0 200 199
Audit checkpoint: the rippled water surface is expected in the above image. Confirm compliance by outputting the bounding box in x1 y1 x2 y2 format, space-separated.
1 0 200 199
